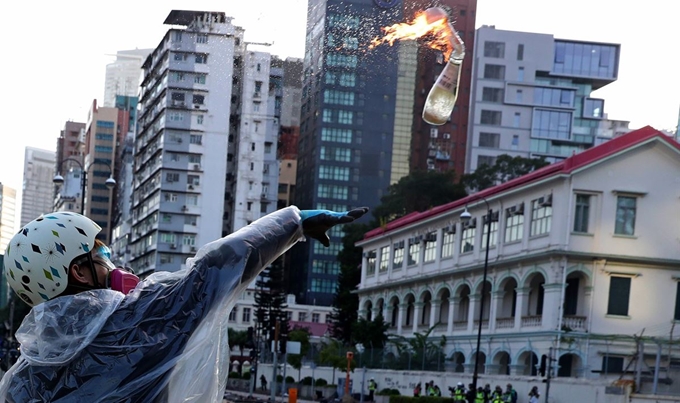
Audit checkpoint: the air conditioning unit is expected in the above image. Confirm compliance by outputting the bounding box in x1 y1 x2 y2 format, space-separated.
188 185 194 190
181 205 188 211
190 247 197 252
194 104 201 109
193 164 201 171
170 244 177 250
261 193 267 199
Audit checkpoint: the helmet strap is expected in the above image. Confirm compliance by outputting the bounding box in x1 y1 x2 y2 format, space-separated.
85 251 105 289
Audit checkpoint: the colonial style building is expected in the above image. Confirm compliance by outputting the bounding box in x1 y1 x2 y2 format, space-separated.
356 126 680 380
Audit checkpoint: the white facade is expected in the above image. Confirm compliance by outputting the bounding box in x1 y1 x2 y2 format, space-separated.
20 147 56 226
0 183 17 254
357 127 680 383
130 11 280 275
103 49 152 107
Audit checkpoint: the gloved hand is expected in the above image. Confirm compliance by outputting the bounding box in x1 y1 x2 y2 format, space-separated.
300 207 369 247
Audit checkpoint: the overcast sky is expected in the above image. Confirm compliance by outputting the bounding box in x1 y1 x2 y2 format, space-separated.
2 0 678 208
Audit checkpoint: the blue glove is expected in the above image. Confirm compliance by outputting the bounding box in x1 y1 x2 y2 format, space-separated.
300 207 369 247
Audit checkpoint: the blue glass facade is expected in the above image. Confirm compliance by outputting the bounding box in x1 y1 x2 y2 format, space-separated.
293 0 402 306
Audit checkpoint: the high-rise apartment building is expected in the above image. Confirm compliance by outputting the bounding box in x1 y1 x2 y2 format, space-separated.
129 10 282 276
103 48 152 107
20 147 56 225
0 183 17 254
466 26 621 171
292 0 477 306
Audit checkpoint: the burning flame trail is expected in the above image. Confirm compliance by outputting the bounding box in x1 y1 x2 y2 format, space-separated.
369 8 464 62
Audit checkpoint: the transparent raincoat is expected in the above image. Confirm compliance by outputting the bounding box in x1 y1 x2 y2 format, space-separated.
0 206 306 402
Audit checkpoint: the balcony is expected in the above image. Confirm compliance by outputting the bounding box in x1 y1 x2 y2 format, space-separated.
562 315 587 331
521 315 542 328
495 317 515 329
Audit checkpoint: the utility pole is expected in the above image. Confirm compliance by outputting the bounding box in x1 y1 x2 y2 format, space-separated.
545 347 553 402
270 321 280 402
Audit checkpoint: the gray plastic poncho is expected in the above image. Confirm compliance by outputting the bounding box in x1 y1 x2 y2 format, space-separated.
0 206 305 402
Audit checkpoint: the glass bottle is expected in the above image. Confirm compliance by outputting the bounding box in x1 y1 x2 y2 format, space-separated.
422 27 465 126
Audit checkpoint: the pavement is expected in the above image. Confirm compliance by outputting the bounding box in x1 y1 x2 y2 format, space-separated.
224 389 317 403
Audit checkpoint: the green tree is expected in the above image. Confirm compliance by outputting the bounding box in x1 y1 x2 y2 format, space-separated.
461 154 549 191
228 328 249 357
372 170 467 224
319 338 355 383
329 223 370 344
388 325 447 371
287 327 312 380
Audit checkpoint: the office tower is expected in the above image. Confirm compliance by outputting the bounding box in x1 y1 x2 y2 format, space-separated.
103 49 152 107
20 147 56 225
466 26 621 171
277 57 303 209
129 10 281 276
0 183 17 254
292 0 477 305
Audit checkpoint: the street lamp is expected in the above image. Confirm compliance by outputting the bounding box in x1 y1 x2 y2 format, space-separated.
53 157 116 215
460 198 493 393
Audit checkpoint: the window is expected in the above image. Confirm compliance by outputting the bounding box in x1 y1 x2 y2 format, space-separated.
182 234 196 246
173 31 182 42
518 67 524 81
534 87 575 107
532 109 572 140
187 175 200 186
228 309 237 322
407 238 420 265
481 213 499 249
461 222 476 253
311 278 336 294
312 313 320 323
504 206 524 243
338 110 353 124
168 112 183 122
530 196 552 236
366 251 376 275
192 94 204 105
478 155 496 168
482 87 504 103
242 307 251 323
196 34 208 44
584 98 604 119
511 135 519 150
441 227 455 258
379 246 389 273
481 110 502 125
194 74 206 84
573 194 591 233
514 112 521 128
324 90 355 106
160 233 176 244
166 172 180 182
253 102 260 112
517 44 524 61
516 89 523 103
317 184 348 199
483 64 505 80
484 41 505 58
326 53 358 68
319 165 350 181
196 115 204 125
423 233 436 263
164 192 178 202
299 312 307 322
607 276 631 316
392 241 404 269
615 196 636 235
601 356 625 374
190 134 202 144
312 260 340 275
195 54 207 64
189 154 202 164
479 132 500 148
321 127 352 143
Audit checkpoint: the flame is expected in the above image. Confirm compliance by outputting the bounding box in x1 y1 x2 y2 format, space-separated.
369 11 455 60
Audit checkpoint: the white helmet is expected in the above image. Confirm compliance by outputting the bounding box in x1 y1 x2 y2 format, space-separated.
4 212 102 307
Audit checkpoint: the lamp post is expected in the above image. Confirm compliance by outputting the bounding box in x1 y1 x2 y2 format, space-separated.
53 157 116 215
460 197 492 393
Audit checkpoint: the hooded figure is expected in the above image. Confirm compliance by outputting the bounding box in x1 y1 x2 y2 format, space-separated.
0 206 367 402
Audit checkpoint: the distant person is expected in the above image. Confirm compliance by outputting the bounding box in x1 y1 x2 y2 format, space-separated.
505 384 517 403
261 374 268 391
368 378 378 401
413 382 421 397
528 386 540 403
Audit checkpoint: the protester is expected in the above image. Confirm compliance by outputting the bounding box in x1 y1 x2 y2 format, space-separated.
0 207 368 401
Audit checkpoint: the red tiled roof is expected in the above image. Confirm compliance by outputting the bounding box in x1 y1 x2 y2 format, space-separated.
364 126 676 240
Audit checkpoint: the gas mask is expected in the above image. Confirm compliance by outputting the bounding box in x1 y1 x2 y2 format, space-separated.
92 245 140 295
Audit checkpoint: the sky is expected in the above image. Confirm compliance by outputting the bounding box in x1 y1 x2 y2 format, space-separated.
2 0 678 211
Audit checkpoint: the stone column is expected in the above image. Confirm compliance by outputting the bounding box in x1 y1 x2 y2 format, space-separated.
542 282 566 330
490 290 504 331
397 303 406 334
447 297 456 334
468 294 480 333
514 287 530 329
413 302 424 333
430 299 441 329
